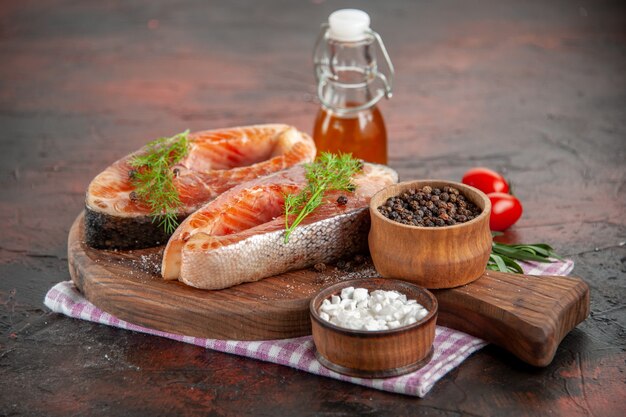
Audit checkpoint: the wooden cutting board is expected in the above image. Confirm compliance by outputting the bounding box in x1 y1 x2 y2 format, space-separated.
68 212 589 367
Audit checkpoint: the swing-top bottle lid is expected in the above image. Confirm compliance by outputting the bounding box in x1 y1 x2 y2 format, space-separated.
328 9 371 42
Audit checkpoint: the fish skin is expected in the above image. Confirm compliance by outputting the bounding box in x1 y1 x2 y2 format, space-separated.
84 209 186 249
180 209 370 290
162 163 398 289
84 124 315 249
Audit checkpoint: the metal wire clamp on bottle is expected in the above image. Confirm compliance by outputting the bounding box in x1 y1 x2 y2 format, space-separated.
312 9 395 164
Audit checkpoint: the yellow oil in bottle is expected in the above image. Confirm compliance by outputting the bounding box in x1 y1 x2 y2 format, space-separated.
313 104 388 164
312 10 394 164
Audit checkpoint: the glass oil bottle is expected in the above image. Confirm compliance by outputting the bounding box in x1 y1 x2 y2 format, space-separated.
313 9 394 164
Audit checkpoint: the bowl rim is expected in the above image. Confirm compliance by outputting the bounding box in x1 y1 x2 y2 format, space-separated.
309 277 438 337
369 179 492 231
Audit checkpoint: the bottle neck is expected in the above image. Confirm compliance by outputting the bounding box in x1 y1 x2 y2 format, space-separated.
320 79 376 114
315 34 388 116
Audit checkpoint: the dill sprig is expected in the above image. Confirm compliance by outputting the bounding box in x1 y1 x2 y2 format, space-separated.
129 130 190 234
487 232 563 273
283 152 362 243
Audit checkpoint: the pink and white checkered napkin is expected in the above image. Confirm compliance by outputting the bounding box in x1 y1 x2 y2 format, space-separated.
44 259 574 397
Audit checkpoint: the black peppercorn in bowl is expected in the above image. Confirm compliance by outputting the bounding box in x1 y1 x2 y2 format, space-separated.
368 180 492 289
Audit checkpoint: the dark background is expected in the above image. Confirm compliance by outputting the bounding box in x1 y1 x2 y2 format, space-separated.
1 1 625 416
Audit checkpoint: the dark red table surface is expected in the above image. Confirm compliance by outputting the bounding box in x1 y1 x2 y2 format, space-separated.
1 1 625 416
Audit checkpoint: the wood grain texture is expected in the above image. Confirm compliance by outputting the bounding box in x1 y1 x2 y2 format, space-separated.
369 180 492 288
70 212 316 340
310 279 437 377
70 211 588 367
433 270 590 367
3 1 624 414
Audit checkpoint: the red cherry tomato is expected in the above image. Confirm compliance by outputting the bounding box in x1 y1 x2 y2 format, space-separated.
488 192 523 231
462 168 509 194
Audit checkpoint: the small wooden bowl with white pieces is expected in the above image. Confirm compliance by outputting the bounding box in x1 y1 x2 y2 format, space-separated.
310 278 438 378
368 180 492 289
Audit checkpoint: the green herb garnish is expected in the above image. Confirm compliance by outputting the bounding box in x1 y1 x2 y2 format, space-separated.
487 232 563 273
129 130 190 234
283 152 362 243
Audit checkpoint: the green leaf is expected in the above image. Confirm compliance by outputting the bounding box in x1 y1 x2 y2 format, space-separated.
489 239 563 274
519 245 550 257
492 243 553 262
490 253 508 272
129 130 190 234
283 152 362 243
500 255 524 274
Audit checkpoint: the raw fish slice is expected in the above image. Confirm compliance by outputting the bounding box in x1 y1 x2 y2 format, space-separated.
85 124 315 249
161 163 398 289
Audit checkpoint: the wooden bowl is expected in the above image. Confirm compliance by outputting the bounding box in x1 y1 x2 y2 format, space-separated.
310 278 437 378
368 180 492 289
